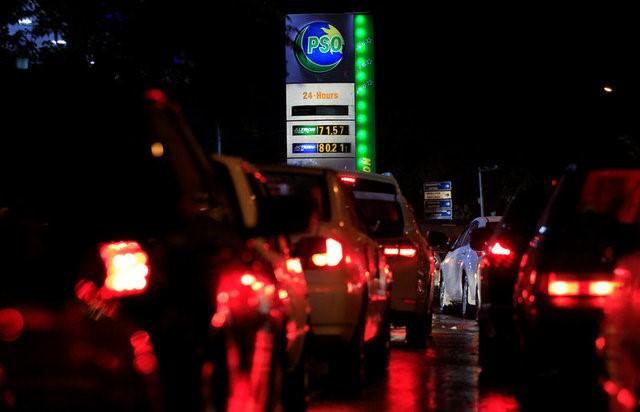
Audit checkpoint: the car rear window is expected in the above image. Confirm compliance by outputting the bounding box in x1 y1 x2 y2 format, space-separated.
261 171 331 221
340 179 404 239
543 169 640 271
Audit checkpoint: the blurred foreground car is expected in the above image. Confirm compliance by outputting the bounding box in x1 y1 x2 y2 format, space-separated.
260 165 392 388
338 171 437 346
440 216 501 318
477 180 552 367
213 155 312 410
0 74 309 411
601 252 640 412
514 167 640 378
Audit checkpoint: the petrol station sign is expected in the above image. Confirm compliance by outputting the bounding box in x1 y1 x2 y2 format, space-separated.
285 13 375 172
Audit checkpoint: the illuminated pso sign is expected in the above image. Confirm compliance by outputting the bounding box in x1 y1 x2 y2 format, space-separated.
294 22 345 73
285 14 375 172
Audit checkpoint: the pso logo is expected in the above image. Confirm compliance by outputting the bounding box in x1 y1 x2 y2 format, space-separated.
295 22 344 73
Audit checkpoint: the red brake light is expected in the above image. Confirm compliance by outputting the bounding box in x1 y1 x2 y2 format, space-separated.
399 247 417 258
546 273 615 297
99 241 150 297
589 281 615 296
383 244 417 258
490 242 512 256
383 247 399 256
548 279 580 296
311 238 343 267
0 308 24 342
340 176 357 185
340 176 357 184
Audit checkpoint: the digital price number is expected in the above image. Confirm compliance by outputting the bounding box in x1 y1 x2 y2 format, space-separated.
292 143 352 154
292 125 350 136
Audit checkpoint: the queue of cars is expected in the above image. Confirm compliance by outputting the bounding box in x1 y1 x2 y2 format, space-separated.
0 72 440 410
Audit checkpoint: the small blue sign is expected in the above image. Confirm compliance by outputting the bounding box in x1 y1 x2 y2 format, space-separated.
424 181 452 191
425 210 453 219
426 200 452 208
292 143 318 153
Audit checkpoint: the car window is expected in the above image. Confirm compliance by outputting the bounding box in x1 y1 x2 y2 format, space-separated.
458 222 479 247
339 178 404 239
542 169 640 271
261 171 331 222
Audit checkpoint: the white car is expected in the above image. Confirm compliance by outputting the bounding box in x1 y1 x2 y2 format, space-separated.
439 216 501 318
260 164 392 388
337 171 437 346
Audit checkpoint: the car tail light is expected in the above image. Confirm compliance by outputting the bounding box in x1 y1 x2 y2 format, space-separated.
311 238 343 267
383 243 417 258
339 176 357 184
212 272 281 328
545 272 615 297
490 242 512 256
484 240 515 268
99 241 150 298
0 308 24 342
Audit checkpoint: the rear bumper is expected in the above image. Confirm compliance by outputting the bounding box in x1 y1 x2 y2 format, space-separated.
304 267 364 343
389 259 424 315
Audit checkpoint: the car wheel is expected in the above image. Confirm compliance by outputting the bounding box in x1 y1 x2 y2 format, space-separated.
406 313 429 347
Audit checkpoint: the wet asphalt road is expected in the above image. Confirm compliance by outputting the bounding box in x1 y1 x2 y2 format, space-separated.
308 313 607 412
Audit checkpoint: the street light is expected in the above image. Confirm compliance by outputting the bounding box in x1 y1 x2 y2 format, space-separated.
478 165 498 217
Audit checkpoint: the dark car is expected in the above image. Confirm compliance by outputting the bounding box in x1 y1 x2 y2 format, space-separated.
477 179 553 368
513 166 640 381
0 73 306 411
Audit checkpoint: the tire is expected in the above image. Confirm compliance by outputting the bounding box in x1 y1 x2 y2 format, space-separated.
406 313 428 347
478 319 495 370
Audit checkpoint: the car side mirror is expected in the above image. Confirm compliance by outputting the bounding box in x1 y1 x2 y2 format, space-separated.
427 230 449 249
255 196 312 237
469 227 492 251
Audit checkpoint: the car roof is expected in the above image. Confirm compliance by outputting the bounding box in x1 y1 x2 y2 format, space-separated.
258 163 329 176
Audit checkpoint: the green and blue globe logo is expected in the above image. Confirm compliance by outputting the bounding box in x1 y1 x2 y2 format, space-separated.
295 22 344 73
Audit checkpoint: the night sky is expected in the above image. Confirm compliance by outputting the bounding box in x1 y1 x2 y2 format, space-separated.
3 1 639 219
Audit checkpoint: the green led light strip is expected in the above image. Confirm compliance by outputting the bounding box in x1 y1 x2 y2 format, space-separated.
354 14 375 173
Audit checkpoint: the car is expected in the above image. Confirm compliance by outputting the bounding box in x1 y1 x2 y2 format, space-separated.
0 74 310 412
439 216 502 318
337 171 437 346
260 164 392 388
514 166 640 381
477 179 553 367
601 250 640 412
